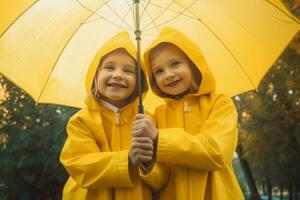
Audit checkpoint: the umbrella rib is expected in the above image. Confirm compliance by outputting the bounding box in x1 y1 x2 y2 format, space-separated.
145 0 198 31
0 0 39 37
139 0 152 23
140 1 160 33
264 0 300 24
117 2 133 33
36 0 121 103
140 0 198 21
123 1 158 36
200 19 257 91
143 0 198 32
131 0 137 28
104 0 134 31
141 1 175 31
75 0 106 17
124 0 138 30
172 2 258 91
84 16 133 31
76 0 132 31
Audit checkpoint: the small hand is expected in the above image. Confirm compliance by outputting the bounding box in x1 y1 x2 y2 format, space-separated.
132 114 158 141
129 136 154 166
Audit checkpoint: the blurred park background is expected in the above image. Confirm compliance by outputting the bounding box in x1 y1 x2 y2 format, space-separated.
0 1 300 200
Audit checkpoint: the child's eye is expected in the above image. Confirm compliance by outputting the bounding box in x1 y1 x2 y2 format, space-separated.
103 65 114 70
124 68 134 74
154 69 163 76
171 61 180 68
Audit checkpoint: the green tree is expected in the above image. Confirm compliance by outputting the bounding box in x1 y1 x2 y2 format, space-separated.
235 34 300 200
0 75 78 200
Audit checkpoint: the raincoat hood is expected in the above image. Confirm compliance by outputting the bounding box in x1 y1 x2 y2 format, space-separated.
144 27 216 98
85 31 148 109
61 32 153 200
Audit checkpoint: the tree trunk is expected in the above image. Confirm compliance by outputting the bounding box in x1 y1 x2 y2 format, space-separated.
280 185 283 200
295 183 298 200
289 181 293 200
267 179 272 200
263 183 267 196
237 146 261 200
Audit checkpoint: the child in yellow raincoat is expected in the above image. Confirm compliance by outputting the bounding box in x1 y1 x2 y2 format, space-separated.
60 31 154 200
132 27 245 199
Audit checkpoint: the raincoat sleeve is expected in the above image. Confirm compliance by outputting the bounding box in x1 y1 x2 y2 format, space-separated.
156 94 238 171
139 162 170 191
60 113 136 189
138 113 170 191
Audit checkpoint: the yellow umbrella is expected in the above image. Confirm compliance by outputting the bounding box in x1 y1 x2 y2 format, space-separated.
0 0 299 113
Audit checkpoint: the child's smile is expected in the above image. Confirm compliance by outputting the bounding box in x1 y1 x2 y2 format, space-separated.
96 48 136 107
164 79 182 87
150 44 194 96
107 82 128 88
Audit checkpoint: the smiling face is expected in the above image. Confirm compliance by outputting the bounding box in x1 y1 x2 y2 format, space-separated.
149 43 194 96
96 48 136 108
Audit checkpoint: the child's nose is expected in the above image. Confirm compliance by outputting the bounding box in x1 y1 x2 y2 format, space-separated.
112 70 123 79
165 69 175 80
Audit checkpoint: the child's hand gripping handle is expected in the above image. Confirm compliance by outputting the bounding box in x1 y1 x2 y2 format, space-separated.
129 114 158 170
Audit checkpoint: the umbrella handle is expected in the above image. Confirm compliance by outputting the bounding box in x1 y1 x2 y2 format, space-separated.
138 101 144 114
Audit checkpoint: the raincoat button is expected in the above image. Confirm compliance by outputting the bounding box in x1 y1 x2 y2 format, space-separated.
183 101 191 112
115 112 120 125
123 118 128 124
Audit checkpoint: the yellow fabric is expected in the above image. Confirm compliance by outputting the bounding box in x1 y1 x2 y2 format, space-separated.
84 31 147 92
60 32 151 200
266 0 300 23
0 0 37 35
0 1 298 108
142 27 244 200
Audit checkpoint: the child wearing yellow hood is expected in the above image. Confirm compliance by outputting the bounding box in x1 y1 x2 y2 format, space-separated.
133 27 245 199
60 31 154 200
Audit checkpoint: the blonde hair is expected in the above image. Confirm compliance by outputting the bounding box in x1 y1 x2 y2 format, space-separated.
91 48 146 104
149 42 201 99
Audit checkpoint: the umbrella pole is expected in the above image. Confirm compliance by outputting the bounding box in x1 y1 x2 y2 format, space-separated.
133 0 144 114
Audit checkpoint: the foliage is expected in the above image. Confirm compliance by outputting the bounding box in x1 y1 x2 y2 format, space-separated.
234 33 300 192
0 1 299 199
0 75 78 200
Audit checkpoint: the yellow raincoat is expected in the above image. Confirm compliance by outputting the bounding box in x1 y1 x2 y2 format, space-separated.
142 27 244 200
60 32 152 200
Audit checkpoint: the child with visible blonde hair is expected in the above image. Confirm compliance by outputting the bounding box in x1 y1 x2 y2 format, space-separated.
133 27 244 200
60 31 154 200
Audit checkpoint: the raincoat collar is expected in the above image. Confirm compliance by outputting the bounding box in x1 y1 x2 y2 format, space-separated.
144 27 216 101
84 92 139 112
99 99 124 113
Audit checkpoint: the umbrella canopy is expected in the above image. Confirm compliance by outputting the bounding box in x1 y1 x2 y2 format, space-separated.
0 0 299 112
